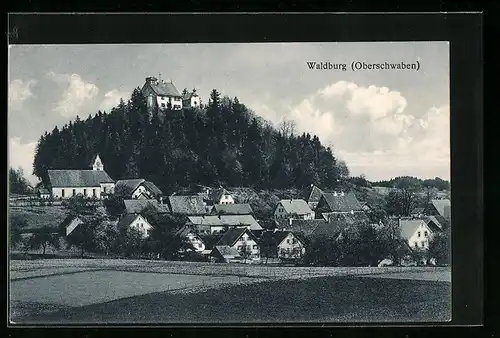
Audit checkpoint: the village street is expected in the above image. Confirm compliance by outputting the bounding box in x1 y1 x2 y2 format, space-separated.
10 259 451 324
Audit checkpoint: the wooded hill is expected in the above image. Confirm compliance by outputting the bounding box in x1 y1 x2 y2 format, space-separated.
33 88 342 194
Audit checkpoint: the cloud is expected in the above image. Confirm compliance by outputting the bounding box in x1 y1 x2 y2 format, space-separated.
8 137 39 185
47 72 99 118
253 81 449 180
98 89 130 112
8 79 37 110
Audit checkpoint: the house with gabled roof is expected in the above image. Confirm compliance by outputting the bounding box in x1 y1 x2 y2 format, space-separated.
115 179 163 201
425 199 451 219
116 214 152 238
274 199 314 221
211 245 242 263
200 187 235 205
210 203 253 216
259 230 306 261
399 218 438 251
315 191 364 218
175 226 206 253
37 187 51 199
214 227 260 262
46 154 115 199
141 76 183 111
168 195 207 215
303 184 325 210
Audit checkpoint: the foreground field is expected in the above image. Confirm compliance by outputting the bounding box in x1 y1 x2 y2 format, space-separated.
9 259 451 324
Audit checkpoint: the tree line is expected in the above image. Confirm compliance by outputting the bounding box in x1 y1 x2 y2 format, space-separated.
32 88 342 194
373 176 450 191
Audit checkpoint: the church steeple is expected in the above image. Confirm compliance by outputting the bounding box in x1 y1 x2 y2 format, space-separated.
90 154 104 171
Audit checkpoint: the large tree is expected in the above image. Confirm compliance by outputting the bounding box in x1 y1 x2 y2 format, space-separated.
9 167 32 194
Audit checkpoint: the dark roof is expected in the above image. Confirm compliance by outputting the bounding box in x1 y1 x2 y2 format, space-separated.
259 231 302 248
123 199 170 214
199 233 224 250
143 181 163 197
276 219 330 236
319 192 363 212
168 196 207 215
279 199 313 215
115 179 145 196
187 215 263 231
321 211 369 224
310 220 345 239
212 203 253 215
213 245 240 258
422 215 448 231
216 228 257 247
304 185 324 203
47 170 114 187
117 214 147 228
411 207 425 215
146 80 182 97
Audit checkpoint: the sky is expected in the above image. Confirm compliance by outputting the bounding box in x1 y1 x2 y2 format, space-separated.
8 42 449 185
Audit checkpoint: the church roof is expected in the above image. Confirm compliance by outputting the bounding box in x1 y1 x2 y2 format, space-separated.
47 170 114 188
147 80 182 98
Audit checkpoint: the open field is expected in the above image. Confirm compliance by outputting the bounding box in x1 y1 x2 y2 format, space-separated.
9 259 450 324
9 205 68 230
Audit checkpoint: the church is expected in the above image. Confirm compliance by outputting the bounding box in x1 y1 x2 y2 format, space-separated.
46 154 115 199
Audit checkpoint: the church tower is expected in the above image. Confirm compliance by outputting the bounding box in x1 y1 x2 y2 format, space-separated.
90 154 104 171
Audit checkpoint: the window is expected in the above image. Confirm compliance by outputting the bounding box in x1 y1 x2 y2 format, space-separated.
421 241 425 247
83 189 87 196
62 189 65 197
253 245 258 249
414 242 418 248
73 189 76 196
286 239 291 244
417 231 421 238
103 187 107 193
198 243 203 248
247 245 251 251
424 231 428 237
93 189 96 197
161 103 166 108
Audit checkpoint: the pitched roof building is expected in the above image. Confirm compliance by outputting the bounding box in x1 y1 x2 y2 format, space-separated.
186 214 263 234
115 179 163 200
274 199 315 221
426 199 451 219
168 195 207 215
211 203 253 215
303 184 325 210
315 191 364 218
123 199 171 214
141 76 183 111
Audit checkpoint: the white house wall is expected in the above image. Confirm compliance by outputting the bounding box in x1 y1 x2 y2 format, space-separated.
408 222 434 250
278 233 306 258
52 186 102 199
232 233 260 257
132 185 149 199
129 216 152 238
219 194 235 205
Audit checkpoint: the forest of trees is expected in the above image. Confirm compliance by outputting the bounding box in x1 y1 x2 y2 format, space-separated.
373 176 450 191
32 88 342 194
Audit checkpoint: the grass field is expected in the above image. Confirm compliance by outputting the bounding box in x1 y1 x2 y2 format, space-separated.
9 259 451 324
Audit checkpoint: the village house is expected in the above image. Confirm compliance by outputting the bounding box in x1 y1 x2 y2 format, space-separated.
60 216 84 236
115 179 163 201
259 230 306 261
141 76 183 112
116 214 153 238
46 154 115 199
274 199 314 221
185 214 263 234
399 218 441 251
303 184 325 210
424 199 451 219
213 227 260 262
199 188 235 206
168 195 207 215
210 203 253 216
314 191 364 218
175 226 206 253
210 245 242 263
37 187 51 199
182 88 201 108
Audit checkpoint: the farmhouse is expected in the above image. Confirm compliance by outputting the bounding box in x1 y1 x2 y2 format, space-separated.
210 203 253 216
168 195 207 215
175 226 206 253
46 155 115 199
259 231 306 261
399 218 440 250
215 227 260 261
200 188 235 205
315 191 364 218
303 184 324 210
182 88 201 108
186 214 263 234
274 199 314 221
117 214 153 238
115 179 163 200
141 76 183 111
